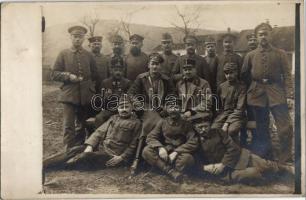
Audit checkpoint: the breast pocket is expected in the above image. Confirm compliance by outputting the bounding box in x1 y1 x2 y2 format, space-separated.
116 123 135 143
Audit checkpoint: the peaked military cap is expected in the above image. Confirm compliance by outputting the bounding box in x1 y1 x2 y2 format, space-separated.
118 94 132 106
246 32 257 40
223 62 238 72
254 23 273 34
110 34 124 43
183 58 196 69
149 52 164 64
68 25 87 35
205 37 216 45
88 36 103 43
110 56 124 68
221 33 237 41
183 35 198 43
129 34 144 42
161 33 173 41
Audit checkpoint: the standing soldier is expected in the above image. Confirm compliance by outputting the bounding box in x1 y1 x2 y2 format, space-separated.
174 35 211 84
126 34 149 81
94 56 132 128
107 34 126 77
159 33 179 77
88 36 108 91
241 23 294 163
51 26 99 151
203 37 218 94
216 33 243 87
175 58 212 123
211 62 247 145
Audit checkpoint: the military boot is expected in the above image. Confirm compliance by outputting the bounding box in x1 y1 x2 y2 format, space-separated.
155 159 183 182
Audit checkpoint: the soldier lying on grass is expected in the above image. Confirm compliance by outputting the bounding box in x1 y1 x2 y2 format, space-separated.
43 95 141 170
194 120 294 183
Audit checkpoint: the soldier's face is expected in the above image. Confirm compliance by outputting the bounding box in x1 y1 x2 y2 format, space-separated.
182 67 196 79
118 103 133 118
130 41 142 52
195 122 211 135
166 105 181 119
185 40 196 54
113 42 124 54
206 44 216 55
111 68 123 79
257 30 271 47
223 39 233 52
161 40 173 53
70 34 85 48
224 70 238 83
149 61 161 76
247 37 258 50
90 42 102 53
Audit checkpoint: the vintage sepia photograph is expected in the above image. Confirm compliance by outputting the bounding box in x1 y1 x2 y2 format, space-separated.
7 0 301 196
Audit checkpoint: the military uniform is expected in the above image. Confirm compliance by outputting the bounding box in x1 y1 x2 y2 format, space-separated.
216 33 243 87
51 26 99 151
95 57 132 128
175 58 212 122
241 23 293 162
88 36 109 91
142 117 198 179
126 34 149 81
159 33 179 77
44 112 141 170
212 63 247 144
195 127 292 183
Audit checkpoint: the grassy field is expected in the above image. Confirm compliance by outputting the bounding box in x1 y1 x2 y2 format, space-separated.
43 82 294 194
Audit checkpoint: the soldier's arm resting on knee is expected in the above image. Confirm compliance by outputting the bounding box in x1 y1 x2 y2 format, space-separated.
174 126 199 154
225 85 247 124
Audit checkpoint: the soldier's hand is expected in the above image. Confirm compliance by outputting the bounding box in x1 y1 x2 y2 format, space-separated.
84 145 93 153
169 151 178 164
184 111 192 118
158 147 168 162
222 123 229 133
106 155 123 167
212 163 225 175
69 74 79 83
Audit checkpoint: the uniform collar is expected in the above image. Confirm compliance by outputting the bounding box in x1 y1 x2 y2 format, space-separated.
183 76 200 85
223 51 234 56
258 44 272 52
70 46 84 53
93 52 102 57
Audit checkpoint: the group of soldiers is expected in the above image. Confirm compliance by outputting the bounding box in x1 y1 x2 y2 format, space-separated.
44 22 294 183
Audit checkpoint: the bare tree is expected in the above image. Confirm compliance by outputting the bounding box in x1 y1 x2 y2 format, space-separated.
120 6 146 39
170 6 202 39
81 11 100 37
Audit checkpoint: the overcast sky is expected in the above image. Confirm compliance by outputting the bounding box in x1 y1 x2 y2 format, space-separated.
42 1 296 31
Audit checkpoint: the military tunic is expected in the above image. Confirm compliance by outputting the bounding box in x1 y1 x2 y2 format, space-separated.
93 53 109 87
241 44 293 162
142 118 198 172
51 47 99 151
125 52 149 81
204 55 219 94
212 81 247 144
196 128 285 183
160 53 179 77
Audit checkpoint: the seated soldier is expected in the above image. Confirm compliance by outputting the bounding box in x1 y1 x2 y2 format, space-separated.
94 57 132 128
128 52 177 136
211 62 247 144
142 104 198 182
194 120 294 183
174 58 212 123
43 95 141 170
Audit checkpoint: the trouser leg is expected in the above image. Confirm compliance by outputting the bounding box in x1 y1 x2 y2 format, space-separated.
74 106 87 147
252 106 273 159
228 121 243 145
142 146 172 172
63 103 77 151
270 104 293 163
74 150 113 169
175 153 195 172
43 145 86 170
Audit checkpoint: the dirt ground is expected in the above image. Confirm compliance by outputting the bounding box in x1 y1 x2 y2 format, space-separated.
43 82 294 194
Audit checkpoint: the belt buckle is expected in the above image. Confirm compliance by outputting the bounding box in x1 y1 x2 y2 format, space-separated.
262 78 269 84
